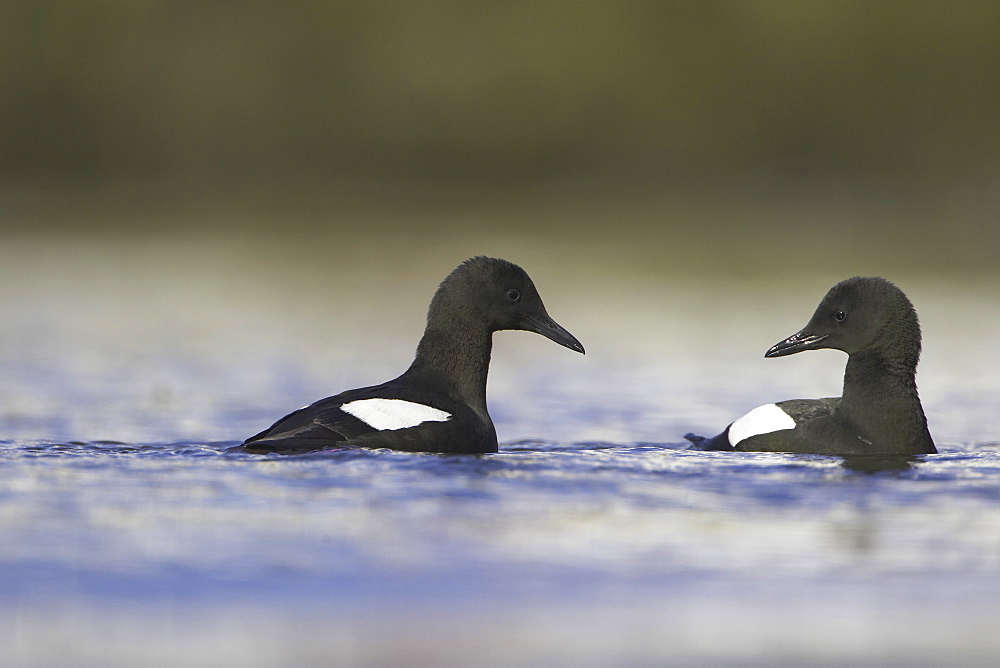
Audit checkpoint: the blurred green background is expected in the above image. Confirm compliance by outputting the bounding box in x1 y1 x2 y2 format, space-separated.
2 0 999 278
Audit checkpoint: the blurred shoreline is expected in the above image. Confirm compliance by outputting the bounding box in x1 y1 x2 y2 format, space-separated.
3 174 998 281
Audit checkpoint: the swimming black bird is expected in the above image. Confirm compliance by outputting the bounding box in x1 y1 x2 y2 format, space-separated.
238 256 584 454
685 277 936 455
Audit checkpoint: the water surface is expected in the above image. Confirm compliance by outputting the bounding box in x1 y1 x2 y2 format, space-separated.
3 439 999 666
1 234 998 665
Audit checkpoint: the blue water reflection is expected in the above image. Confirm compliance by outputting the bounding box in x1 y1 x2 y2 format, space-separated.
2 439 999 664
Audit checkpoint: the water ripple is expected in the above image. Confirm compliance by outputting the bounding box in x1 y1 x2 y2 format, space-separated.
1 438 999 664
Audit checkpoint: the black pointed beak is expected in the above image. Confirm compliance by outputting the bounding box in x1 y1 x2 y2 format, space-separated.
765 329 829 358
522 314 585 354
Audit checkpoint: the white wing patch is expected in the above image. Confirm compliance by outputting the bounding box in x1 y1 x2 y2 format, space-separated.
341 398 451 431
728 403 796 446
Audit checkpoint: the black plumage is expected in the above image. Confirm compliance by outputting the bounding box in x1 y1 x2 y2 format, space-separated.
239 257 584 454
687 277 936 455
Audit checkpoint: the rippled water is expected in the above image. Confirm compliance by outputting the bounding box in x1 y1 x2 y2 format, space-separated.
2 235 999 665
4 440 1000 665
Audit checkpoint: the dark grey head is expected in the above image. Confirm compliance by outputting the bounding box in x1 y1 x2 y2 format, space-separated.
765 276 921 364
428 256 584 353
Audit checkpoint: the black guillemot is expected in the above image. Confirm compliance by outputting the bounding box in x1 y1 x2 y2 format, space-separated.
686 277 936 455
238 256 584 454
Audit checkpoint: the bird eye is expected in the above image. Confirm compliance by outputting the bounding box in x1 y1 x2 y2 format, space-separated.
834 310 847 322
505 289 521 303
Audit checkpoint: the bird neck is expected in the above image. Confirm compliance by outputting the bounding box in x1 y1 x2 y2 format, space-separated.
839 350 933 450
407 322 493 412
